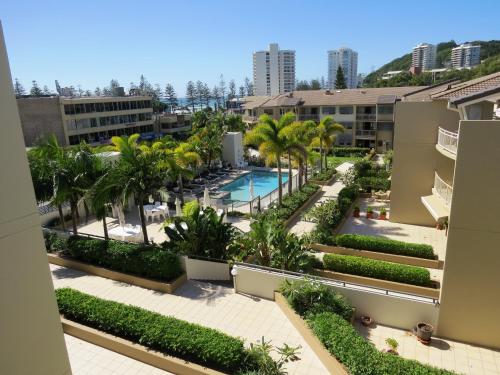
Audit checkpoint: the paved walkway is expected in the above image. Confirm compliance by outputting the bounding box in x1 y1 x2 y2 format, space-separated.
51 264 329 375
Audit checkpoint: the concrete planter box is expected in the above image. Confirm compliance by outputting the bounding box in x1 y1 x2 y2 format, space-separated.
48 253 186 293
274 292 349 375
61 318 226 375
309 173 337 186
309 243 444 270
315 268 440 299
283 186 323 229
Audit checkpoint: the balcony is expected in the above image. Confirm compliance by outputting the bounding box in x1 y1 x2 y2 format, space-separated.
356 113 377 121
355 129 376 138
242 115 258 123
298 114 320 121
421 172 453 221
436 127 458 160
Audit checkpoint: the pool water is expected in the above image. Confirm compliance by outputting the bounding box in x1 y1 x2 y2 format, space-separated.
220 171 289 202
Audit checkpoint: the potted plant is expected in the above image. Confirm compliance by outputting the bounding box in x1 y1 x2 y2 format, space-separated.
415 322 434 344
436 221 444 230
353 206 360 218
379 208 387 220
366 207 374 219
385 338 398 355
360 315 373 327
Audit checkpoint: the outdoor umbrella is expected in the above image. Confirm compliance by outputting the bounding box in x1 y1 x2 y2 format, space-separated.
203 186 211 208
175 197 182 217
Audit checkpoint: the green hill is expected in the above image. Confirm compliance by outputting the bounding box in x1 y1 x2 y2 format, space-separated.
363 40 500 87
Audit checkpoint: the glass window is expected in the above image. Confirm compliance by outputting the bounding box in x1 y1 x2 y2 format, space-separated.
85 103 95 113
378 105 394 114
341 121 353 129
322 106 336 115
339 106 353 114
64 104 75 115
378 122 394 131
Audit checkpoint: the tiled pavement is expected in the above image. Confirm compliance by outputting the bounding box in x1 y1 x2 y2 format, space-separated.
51 264 329 375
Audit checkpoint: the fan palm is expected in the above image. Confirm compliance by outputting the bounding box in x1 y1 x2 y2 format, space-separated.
244 112 295 206
310 116 344 172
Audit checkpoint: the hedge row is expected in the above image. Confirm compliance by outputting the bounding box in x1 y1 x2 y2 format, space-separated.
55 288 255 373
357 176 391 192
310 168 337 182
309 312 455 375
332 147 370 157
335 234 437 260
323 253 432 287
264 183 319 222
65 235 183 281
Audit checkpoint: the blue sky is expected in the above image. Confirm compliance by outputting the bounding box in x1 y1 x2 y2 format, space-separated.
1 0 498 96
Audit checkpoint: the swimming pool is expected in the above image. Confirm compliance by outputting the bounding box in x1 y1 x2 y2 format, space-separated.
220 170 289 202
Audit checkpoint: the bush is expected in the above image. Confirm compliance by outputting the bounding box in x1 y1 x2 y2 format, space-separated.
309 312 455 375
332 147 370 157
323 254 432 287
43 231 67 252
335 234 437 260
66 236 183 281
279 279 354 321
357 176 391 192
264 183 319 222
55 288 256 373
310 168 336 182
301 227 336 246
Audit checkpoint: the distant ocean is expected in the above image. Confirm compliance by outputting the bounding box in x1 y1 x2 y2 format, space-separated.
161 97 218 109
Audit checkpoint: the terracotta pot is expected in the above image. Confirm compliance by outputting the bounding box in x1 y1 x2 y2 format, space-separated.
379 213 387 220
366 212 373 219
386 349 398 355
416 322 434 343
360 316 373 327
353 210 360 218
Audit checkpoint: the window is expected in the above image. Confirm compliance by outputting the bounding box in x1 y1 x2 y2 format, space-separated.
341 121 353 129
264 109 273 115
378 105 394 114
85 103 95 113
64 104 75 115
378 122 394 131
339 106 353 114
322 106 336 115
95 103 105 112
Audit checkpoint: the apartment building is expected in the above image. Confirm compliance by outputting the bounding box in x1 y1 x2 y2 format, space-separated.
451 43 481 69
253 43 295 96
412 43 437 70
157 113 192 137
17 94 155 146
328 47 358 89
390 72 500 349
242 86 423 152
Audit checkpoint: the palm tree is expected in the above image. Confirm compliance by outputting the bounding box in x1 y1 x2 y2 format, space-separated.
310 116 344 172
244 112 296 206
190 123 223 170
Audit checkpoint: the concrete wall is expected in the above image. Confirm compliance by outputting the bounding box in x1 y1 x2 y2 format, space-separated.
17 97 66 146
390 101 460 225
183 257 231 281
437 120 500 349
222 132 244 167
0 22 72 375
233 266 439 330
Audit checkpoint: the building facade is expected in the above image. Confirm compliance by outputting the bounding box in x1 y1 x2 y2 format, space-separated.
17 95 155 146
253 43 295 96
243 86 423 152
390 73 500 349
412 43 437 70
328 47 358 89
451 43 481 69
157 113 192 138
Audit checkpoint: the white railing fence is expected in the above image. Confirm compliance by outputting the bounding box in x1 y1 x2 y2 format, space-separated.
437 127 458 155
434 172 453 207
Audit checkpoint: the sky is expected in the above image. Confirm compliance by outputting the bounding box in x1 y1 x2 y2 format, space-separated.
1 0 499 96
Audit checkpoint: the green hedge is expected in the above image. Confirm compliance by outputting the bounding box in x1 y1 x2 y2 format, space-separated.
357 176 391 192
323 254 432 287
264 183 319 222
335 234 437 260
66 235 182 281
332 147 370 157
310 168 337 182
309 312 455 375
56 288 255 373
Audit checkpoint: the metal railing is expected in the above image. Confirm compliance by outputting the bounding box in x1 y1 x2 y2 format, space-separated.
437 127 458 155
356 113 376 121
355 129 376 137
434 172 453 207
298 114 320 121
242 115 258 122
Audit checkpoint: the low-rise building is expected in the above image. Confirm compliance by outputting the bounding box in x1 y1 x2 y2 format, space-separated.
242 87 424 152
17 95 155 146
390 72 500 349
157 113 192 137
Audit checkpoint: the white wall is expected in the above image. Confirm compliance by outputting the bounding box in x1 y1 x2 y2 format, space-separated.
182 256 230 281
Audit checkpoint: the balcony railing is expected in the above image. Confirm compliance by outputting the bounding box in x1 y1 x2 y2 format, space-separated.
356 113 377 121
242 115 258 122
298 114 320 121
355 129 376 137
437 127 458 155
434 172 453 207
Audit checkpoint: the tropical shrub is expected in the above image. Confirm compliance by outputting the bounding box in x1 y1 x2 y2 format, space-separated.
331 147 370 157
43 231 67 252
301 227 336 246
66 235 182 281
246 337 301 375
323 254 432 287
310 168 336 182
357 176 391 192
263 183 319 222
55 288 257 373
279 279 354 321
334 234 437 259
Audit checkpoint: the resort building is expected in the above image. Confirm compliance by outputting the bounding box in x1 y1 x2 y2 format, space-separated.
156 112 192 137
412 43 437 70
327 47 359 89
390 72 500 349
253 43 295 96
451 43 481 69
17 94 155 146
242 86 423 152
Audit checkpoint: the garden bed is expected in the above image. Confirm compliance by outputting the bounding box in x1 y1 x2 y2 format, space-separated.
309 169 337 185
48 253 186 293
283 186 323 228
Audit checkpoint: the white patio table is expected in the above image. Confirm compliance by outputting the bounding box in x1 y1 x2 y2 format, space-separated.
108 226 142 242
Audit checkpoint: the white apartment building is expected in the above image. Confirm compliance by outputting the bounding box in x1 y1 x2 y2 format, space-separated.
451 43 481 69
412 43 437 70
327 47 358 89
253 43 295 96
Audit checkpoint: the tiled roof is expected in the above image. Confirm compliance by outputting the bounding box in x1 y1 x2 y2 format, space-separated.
403 80 461 102
431 72 500 101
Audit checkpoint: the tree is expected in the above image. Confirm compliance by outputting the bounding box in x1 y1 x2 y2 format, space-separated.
14 78 26 96
320 76 326 89
238 85 245 98
186 81 196 112
165 142 201 205
190 123 223 170
212 86 221 110
219 74 226 109
310 116 344 172
164 83 178 110
335 66 347 89
202 83 212 108
228 79 236 100
191 109 211 131
94 87 102 96
84 90 92 96
42 85 51 95
295 80 311 90
244 112 296 206
30 80 43 96
244 77 253 96
310 79 321 90
195 81 205 110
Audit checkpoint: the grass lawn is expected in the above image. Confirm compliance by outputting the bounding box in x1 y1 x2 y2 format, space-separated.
327 155 362 168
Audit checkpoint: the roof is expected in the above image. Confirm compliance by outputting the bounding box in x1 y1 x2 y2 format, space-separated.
245 87 425 109
431 72 500 101
242 96 273 110
403 80 462 102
